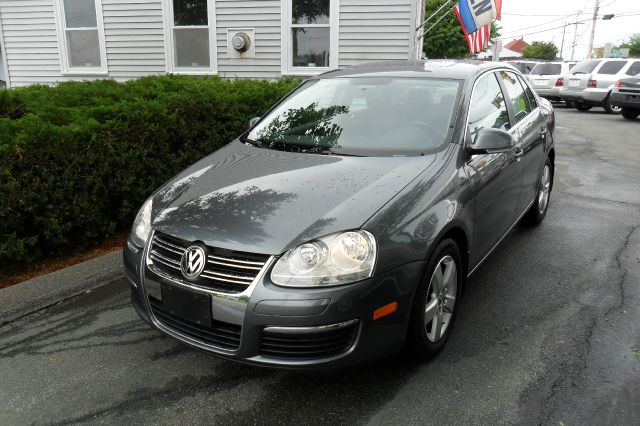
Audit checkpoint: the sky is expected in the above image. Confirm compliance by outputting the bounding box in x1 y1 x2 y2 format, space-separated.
496 0 639 60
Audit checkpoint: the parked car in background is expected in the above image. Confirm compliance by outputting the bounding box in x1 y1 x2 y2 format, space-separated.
527 61 576 103
507 60 540 75
561 58 640 113
610 73 640 120
124 60 556 369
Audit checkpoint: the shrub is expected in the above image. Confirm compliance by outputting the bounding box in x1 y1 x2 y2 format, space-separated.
0 75 300 274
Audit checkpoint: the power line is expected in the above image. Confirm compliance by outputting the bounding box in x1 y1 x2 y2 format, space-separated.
501 0 618 18
499 13 576 34
500 9 640 39
501 18 593 39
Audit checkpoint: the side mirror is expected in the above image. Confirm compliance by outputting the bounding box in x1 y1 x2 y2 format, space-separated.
470 128 515 155
248 116 261 129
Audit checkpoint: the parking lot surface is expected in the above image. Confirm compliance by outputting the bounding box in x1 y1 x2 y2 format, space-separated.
1 108 639 425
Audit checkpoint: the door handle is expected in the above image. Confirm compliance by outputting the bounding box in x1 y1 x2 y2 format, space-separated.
539 126 547 139
514 146 524 160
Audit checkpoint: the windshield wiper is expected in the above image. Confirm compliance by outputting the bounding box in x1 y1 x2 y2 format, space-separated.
240 135 262 147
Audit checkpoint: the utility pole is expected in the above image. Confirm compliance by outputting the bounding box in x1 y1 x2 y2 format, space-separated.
571 10 580 61
586 0 600 59
560 23 567 60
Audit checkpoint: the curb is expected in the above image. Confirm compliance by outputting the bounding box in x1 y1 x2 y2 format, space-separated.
0 249 124 327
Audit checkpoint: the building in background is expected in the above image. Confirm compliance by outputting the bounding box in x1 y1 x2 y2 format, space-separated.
503 38 530 55
0 0 425 88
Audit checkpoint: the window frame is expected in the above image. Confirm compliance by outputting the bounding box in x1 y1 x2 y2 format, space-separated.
497 70 534 127
53 0 108 75
516 74 539 112
281 0 339 76
465 70 513 146
162 0 217 75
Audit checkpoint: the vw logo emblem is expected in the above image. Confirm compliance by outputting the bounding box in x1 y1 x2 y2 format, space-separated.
181 245 206 279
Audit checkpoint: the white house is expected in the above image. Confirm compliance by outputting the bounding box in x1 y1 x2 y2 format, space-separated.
0 0 425 87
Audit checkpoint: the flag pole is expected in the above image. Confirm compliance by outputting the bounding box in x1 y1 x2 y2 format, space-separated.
417 3 455 40
416 0 456 31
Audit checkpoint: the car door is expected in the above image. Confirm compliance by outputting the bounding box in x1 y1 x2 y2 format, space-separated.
465 71 524 265
498 71 547 214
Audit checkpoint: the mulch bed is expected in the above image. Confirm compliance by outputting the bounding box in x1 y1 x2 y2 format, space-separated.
0 233 128 290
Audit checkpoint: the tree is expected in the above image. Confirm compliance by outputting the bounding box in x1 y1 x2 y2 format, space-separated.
521 42 559 60
422 0 500 59
620 34 640 57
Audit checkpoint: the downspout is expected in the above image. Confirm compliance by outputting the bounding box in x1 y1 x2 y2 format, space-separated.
0 10 10 88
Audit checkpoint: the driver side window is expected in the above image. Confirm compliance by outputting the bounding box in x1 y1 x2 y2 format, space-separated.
499 71 532 124
468 73 511 140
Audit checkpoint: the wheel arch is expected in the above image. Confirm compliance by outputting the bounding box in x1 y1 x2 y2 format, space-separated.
426 221 471 287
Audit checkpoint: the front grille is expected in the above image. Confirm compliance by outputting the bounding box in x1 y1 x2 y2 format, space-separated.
148 296 241 350
148 231 270 293
260 321 359 360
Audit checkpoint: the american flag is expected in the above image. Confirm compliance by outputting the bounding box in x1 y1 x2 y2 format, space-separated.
454 5 491 55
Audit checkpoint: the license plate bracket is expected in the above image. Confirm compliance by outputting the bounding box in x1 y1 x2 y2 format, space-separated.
161 284 212 327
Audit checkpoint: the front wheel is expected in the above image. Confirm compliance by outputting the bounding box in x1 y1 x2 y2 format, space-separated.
409 239 463 360
621 108 640 120
603 96 622 114
525 158 553 225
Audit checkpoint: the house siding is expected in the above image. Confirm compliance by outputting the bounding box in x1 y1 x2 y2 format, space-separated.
0 0 64 86
338 0 418 68
215 0 282 79
0 0 422 86
102 0 166 79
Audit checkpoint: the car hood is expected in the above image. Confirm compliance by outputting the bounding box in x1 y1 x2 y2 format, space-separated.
151 140 436 254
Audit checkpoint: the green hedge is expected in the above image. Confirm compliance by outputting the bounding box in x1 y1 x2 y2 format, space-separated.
0 75 300 274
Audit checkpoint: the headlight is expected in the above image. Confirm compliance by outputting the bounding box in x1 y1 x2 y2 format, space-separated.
130 198 153 248
271 231 377 287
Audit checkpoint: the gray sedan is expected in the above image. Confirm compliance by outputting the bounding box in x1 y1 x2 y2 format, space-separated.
610 73 640 120
124 60 556 369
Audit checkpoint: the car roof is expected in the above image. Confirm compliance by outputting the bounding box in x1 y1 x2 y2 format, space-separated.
314 60 511 80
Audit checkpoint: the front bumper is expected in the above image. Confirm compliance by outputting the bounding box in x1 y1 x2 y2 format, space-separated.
124 237 423 370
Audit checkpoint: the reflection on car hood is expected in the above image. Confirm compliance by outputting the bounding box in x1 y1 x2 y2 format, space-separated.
151 140 436 254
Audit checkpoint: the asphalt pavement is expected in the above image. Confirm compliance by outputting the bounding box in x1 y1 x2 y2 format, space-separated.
1 108 639 425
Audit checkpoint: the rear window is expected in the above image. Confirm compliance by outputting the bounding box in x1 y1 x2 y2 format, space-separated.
531 63 562 75
598 61 627 75
571 60 600 74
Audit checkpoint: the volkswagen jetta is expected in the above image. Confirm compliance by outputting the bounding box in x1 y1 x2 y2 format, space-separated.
124 60 555 369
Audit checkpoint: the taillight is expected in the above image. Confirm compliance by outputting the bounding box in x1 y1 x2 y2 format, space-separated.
555 77 564 87
614 80 621 88
588 79 597 88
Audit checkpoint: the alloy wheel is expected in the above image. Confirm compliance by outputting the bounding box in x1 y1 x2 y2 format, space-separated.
424 255 457 342
538 165 551 215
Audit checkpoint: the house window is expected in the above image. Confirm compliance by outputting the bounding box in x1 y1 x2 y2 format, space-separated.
54 0 107 74
165 0 216 73
282 0 339 75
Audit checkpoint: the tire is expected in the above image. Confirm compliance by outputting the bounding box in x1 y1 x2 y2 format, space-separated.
621 108 640 120
408 238 463 360
575 104 592 112
603 96 622 114
525 158 553 226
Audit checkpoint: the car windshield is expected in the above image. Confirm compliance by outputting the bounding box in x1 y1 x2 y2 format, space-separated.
531 63 562 75
571 60 600 74
246 77 462 156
